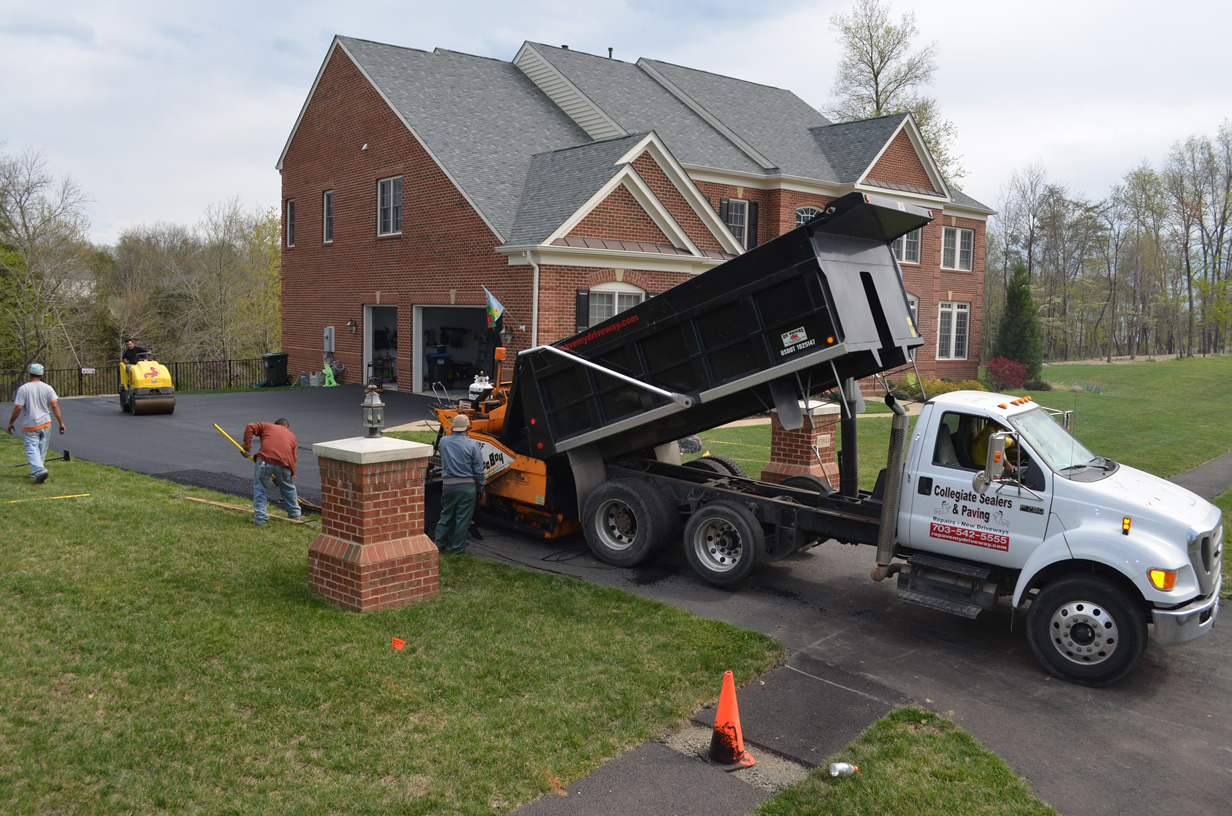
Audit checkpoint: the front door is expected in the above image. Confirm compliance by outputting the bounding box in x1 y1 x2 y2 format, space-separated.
903 410 1051 569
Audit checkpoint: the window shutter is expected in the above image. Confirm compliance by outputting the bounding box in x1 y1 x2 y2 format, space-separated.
719 198 729 223
747 202 758 247
575 289 590 333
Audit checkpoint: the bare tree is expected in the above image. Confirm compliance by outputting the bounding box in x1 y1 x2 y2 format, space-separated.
0 150 91 371
825 0 964 182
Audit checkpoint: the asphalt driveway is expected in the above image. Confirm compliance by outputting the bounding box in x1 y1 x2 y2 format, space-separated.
5 384 439 505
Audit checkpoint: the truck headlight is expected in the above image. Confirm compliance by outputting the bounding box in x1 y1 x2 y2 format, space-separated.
1149 569 1177 590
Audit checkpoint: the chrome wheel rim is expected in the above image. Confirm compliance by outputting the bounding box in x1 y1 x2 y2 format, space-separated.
595 498 637 552
1049 600 1119 665
691 517 744 574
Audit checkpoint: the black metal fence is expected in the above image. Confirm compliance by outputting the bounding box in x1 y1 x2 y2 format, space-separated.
2 358 269 402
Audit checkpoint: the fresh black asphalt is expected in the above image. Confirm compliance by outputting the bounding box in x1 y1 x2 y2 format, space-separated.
8 386 1230 815
7 384 441 507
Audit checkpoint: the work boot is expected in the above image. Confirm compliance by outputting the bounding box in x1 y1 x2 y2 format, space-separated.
34 471 48 485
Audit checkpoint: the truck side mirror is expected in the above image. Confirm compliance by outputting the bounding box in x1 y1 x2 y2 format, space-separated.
973 432 1008 494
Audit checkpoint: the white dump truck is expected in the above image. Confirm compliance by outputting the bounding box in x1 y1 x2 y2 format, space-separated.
429 192 1222 686
886 389 1222 686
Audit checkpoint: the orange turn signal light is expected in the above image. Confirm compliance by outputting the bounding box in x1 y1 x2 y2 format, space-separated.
1149 569 1177 590
1122 517 1131 535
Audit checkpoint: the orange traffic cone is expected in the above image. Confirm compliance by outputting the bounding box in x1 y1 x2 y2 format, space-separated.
700 670 755 770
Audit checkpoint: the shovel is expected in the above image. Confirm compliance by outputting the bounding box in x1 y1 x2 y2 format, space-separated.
213 423 322 513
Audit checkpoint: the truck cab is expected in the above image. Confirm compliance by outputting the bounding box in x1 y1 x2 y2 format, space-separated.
897 390 1222 685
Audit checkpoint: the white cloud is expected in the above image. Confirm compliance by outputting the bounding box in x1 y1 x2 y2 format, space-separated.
2 0 1229 243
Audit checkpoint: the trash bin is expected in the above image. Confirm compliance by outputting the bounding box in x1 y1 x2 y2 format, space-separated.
261 352 289 386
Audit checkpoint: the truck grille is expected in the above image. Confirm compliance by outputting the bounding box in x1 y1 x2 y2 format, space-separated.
1189 523 1222 597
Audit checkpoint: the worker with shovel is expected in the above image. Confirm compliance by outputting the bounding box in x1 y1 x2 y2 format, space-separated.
7 363 67 484
241 417 301 526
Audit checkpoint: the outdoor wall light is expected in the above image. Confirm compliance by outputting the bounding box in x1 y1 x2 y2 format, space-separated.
361 377 385 438
346 319 357 333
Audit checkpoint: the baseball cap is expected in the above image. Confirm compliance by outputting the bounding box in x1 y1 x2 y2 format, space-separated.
29 363 44 376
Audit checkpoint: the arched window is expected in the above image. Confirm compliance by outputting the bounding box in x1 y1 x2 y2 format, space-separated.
795 206 822 226
583 281 647 328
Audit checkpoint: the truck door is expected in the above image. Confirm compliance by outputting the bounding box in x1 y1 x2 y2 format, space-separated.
903 410 1051 568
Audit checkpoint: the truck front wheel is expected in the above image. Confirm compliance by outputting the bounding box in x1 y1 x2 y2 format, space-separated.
1026 577 1146 686
582 479 671 567
683 501 764 587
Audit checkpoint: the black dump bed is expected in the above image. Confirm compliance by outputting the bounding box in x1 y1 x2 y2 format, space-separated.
500 192 931 460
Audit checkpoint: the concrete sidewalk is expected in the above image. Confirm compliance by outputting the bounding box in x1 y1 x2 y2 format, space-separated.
512 650 907 816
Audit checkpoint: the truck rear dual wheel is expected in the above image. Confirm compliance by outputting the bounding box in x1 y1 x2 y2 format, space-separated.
684 501 764 587
582 478 678 567
683 455 747 478
1026 577 1147 686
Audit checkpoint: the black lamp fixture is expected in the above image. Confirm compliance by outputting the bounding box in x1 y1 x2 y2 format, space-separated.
361 377 385 438
346 319 357 334
500 323 514 346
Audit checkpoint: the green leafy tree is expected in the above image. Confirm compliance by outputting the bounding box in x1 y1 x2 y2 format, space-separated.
994 263 1044 380
826 0 964 183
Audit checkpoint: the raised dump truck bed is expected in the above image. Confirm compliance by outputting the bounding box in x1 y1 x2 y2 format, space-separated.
500 192 930 462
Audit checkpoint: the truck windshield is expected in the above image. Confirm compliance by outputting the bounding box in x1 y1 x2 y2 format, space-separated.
1010 407 1099 474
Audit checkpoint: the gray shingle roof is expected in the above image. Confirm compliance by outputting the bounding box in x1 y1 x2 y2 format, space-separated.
522 45 765 176
327 37 989 245
637 58 838 179
810 115 911 183
338 37 591 240
506 133 648 246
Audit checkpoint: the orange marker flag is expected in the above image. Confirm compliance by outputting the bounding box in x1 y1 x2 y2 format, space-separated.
391 637 406 651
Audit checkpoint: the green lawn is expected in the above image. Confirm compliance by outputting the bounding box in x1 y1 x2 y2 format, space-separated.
0 437 782 814
756 708 1055 816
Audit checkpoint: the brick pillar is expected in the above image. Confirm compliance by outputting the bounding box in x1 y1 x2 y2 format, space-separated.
309 437 438 612
759 401 841 486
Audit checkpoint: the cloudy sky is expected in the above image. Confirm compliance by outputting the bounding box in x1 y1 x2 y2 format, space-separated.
3 0 1229 245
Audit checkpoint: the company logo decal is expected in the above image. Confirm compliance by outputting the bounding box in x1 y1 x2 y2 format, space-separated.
476 440 514 479
928 485 1011 552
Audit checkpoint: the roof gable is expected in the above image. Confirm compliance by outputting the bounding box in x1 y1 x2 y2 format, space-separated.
858 116 948 200
507 132 743 256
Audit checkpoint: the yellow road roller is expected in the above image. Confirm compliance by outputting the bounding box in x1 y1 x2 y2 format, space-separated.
119 352 176 415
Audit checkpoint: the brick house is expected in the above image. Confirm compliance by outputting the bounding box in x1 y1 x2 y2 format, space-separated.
277 37 991 393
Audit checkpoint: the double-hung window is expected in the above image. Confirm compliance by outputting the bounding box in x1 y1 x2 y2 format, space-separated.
323 190 334 243
892 228 921 264
906 293 919 329
378 176 402 235
795 206 822 226
942 226 974 271
719 198 758 248
937 301 970 360
285 199 295 247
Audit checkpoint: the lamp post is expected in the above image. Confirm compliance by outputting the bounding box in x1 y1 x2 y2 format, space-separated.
361 377 385 438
